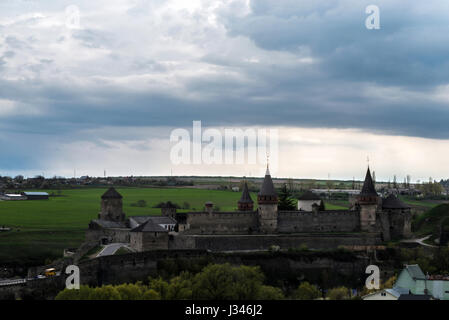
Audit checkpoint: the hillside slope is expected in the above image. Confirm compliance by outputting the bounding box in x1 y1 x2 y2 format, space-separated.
412 203 449 237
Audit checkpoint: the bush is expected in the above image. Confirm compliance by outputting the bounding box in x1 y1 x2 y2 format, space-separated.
131 200 147 207
153 201 181 209
56 284 161 300
182 202 190 209
326 286 351 300
294 282 321 300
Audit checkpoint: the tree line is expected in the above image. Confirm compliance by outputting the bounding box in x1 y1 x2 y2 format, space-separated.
56 263 370 300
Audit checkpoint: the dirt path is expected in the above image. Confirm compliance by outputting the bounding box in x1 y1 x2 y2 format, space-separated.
401 235 437 248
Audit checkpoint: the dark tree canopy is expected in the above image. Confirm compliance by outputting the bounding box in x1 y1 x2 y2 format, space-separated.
278 184 296 210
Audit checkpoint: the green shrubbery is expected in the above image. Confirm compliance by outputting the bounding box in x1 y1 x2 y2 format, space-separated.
56 263 284 300
55 283 160 300
293 282 321 300
326 286 351 300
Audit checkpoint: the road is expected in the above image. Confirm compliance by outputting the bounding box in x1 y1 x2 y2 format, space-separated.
96 243 128 257
0 278 26 287
400 235 437 248
0 272 61 287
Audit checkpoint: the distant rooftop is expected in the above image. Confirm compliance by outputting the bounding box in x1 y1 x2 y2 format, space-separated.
382 194 410 209
405 264 426 280
129 216 177 225
101 187 122 199
131 220 168 233
22 192 49 196
298 191 321 201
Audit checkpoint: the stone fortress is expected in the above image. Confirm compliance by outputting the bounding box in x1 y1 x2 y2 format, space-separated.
85 167 412 253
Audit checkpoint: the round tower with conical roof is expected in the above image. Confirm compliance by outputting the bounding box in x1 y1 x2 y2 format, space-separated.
357 167 379 232
99 187 126 222
257 166 278 233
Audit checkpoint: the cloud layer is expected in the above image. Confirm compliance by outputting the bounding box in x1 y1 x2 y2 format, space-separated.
1 1 449 178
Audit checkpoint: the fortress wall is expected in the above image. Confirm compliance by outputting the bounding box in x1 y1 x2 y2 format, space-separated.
278 210 360 233
188 233 380 251
169 234 196 249
73 249 382 290
85 228 130 244
78 250 207 286
184 212 258 234
387 209 412 239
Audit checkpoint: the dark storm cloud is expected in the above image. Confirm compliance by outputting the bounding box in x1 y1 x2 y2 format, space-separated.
219 0 449 87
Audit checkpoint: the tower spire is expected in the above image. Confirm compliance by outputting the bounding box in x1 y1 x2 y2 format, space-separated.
361 167 377 196
266 153 270 176
238 179 254 211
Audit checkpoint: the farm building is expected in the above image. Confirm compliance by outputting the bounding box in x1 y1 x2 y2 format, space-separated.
297 191 323 211
21 192 49 200
0 194 27 201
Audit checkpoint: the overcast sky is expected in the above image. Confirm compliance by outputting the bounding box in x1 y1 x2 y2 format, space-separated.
1 0 449 182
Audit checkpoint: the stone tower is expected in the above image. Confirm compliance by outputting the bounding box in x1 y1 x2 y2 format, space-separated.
382 194 412 239
357 167 379 232
238 181 254 211
98 187 126 222
257 166 278 233
161 201 177 219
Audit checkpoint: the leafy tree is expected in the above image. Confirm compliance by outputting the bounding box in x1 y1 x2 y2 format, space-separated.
55 286 87 300
326 286 351 300
166 272 193 299
382 276 397 289
191 263 282 300
142 289 161 300
148 277 170 299
115 283 146 300
418 180 444 198
294 282 321 300
278 184 296 210
56 264 285 301
56 285 122 300
88 285 121 300
256 285 284 300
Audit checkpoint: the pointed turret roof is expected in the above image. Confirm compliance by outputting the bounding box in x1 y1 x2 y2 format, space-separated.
360 167 377 196
101 187 123 199
239 181 254 204
258 166 277 197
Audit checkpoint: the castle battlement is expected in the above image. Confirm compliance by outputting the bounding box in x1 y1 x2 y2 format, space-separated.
85 167 412 253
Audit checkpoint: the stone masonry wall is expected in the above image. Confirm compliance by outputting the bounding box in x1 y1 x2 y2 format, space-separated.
184 212 258 235
85 228 130 244
171 233 381 251
278 210 360 233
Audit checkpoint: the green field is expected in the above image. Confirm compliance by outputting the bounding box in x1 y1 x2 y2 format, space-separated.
0 187 260 266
